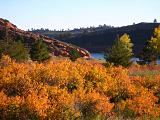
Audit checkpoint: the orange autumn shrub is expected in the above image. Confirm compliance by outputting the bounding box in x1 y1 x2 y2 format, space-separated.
77 92 114 119
105 67 136 103
84 65 111 93
114 88 160 119
0 66 31 96
131 75 160 92
47 86 77 120
125 88 160 119
24 89 50 118
131 74 160 105
1 55 160 119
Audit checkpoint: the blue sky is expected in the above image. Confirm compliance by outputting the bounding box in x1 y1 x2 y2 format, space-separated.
0 0 160 30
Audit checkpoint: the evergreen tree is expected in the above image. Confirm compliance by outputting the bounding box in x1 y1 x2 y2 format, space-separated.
70 49 81 61
140 41 157 64
30 38 50 62
0 30 30 61
105 34 133 67
149 26 160 52
140 26 160 64
6 41 29 61
154 19 157 23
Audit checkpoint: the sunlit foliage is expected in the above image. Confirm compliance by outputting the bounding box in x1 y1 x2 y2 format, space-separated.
0 55 160 119
105 33 133 67
141 26 160 64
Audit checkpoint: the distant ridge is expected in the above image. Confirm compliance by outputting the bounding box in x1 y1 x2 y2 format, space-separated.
32 22 160 56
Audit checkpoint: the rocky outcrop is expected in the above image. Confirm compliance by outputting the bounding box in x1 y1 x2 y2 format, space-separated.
0 18 91 58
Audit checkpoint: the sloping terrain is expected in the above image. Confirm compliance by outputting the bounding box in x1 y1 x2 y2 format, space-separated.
0 18 91 58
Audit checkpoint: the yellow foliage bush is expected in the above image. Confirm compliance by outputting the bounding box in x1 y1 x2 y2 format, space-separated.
0 55 160 119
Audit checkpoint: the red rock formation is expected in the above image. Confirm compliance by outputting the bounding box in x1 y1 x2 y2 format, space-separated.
0 18 91 58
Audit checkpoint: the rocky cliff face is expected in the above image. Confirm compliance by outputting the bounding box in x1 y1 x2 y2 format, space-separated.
0 18 91 58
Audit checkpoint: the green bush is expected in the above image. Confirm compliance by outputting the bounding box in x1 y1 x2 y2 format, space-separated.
30 38 50 62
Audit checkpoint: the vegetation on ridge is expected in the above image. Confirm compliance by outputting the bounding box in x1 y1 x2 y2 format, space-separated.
30 38 50 62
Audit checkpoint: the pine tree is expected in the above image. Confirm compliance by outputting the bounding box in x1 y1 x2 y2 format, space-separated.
105 34 133 67
0 40 30 61
140 41 158 64
150 26 160 52
154 19 157 23
140 26 160 64
70 49 81 61
8 41 29 61
0 30 30 61
30 38 50 62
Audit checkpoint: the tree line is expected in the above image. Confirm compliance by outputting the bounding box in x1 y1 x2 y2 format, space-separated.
105 26 160 67
0 28 50 62
1 26 160 65
0 28 81 62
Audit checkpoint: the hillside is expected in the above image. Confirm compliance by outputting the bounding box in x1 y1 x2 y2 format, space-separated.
32 22 160 56
0 18 91 58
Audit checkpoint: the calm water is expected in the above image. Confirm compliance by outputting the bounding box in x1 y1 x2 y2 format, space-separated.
91 53 105 60
91 53 160 64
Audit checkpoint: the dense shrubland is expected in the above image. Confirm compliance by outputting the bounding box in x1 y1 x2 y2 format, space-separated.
0 55 160 119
